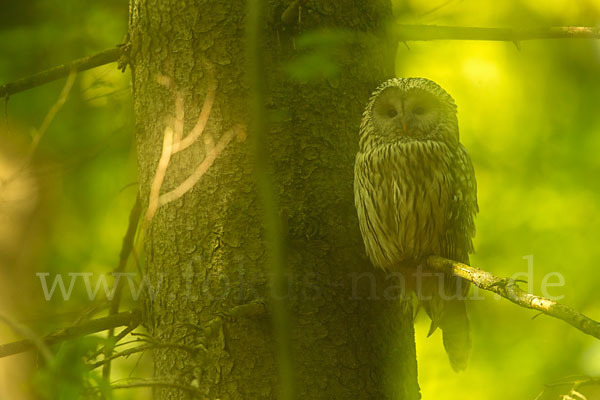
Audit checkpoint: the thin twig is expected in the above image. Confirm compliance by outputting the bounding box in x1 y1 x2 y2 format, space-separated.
0 314 53 363
394 25 600 42
103 194 142 380
0 310 141 358
108 379 203 396
1 26 598 100
427 256 600 340
27 70 77 163
4 69 77 187
90 342 200 370
0 47 122 98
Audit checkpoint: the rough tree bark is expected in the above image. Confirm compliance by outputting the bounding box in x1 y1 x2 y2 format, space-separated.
129 0 420 399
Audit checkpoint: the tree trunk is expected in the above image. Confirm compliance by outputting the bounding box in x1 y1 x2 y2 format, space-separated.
129 0 420 399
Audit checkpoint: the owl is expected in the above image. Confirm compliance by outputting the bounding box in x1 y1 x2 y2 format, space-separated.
354 77 477 371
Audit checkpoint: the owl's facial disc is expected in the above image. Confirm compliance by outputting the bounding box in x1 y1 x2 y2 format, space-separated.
372 88 442 140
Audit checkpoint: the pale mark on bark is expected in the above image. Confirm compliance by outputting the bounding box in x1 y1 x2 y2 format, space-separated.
145 74 244 224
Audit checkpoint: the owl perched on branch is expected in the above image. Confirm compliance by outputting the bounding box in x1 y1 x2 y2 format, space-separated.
354 78 478 371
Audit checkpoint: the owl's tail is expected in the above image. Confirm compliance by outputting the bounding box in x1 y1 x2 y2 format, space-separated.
439 297 471 372
420 275 471 372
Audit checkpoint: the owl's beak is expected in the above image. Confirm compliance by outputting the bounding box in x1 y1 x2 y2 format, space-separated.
401 121 408 134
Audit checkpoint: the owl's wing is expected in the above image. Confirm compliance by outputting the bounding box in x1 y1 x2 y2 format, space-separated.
434 143 477 371
445 143 478 265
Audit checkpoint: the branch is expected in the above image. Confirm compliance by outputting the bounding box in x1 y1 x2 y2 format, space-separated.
103 194 142 379
394 25 600 42
90 342 201 370
108 379 203 396
0 314 53 362
427 256 600 340
0 47 122 98
0 26 596 100
0 309 141 358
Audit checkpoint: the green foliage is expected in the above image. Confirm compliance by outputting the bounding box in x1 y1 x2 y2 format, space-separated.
394 0 600 399
285 30 352 81
1 0 600 399
34 337 110 400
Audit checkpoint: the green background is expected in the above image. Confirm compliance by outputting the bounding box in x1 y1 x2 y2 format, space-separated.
1 0 599 398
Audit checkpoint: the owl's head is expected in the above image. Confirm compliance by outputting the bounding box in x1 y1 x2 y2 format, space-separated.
359 78 459 150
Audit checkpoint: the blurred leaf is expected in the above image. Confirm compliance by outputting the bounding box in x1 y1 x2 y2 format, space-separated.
285 30 353 81
34 336 110 400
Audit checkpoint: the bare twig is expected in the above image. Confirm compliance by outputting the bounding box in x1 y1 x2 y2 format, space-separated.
0 314 53 362
427 256 600 340
3 69 77 187
0 47 122 98
108 378 203 396
90 342 200 370
1 26 598 100
0 310 141 358
394 25 600 42
26 70 77 162
103 194 142 380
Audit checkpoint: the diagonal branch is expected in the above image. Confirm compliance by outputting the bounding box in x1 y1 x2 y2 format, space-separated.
108 379 203 396
0 47 122 98
0 309 141 358
0 314 53 362
3 69 77 188
427 256 600 340
103 194 142 380
394 25 600 42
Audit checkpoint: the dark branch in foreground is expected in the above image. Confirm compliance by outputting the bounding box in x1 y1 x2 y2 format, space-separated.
0 47 122 98
394 25 600 42
103 194 141 380
0 309 140 358
2 26 598 98
108 379 203 396
428 256 600 340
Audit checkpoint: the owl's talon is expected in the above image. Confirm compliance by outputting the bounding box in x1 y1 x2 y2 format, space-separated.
489 279 510 289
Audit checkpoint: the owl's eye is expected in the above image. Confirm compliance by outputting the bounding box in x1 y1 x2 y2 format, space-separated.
386 108 398 118
413 106 425 115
